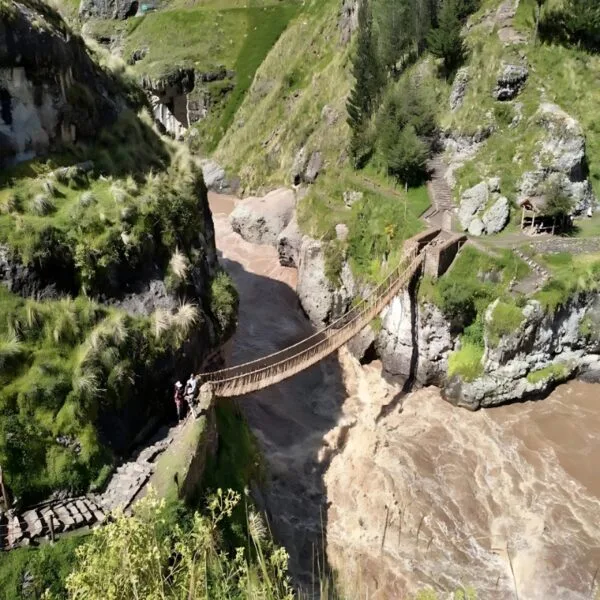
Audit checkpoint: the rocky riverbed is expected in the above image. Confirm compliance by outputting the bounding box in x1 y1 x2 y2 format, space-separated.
209 191 600 599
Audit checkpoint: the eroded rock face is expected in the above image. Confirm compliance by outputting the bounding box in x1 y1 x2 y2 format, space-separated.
450 67 469 111
230 188 296 246
79 0 139 20
493 63 528 101
277 213 303 268
376 291 454 385
0 2 119 166
445 295 600 409
291 148 323 185
458 179 509 235
339 0 359 45
297 238 356 326
518 103 597 214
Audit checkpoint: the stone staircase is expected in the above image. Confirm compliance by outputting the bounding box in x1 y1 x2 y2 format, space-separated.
0 421 182 550
510 249 550 294
0 497 105 549
423 155 455 228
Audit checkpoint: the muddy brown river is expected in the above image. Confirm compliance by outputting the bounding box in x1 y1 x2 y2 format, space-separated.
209 193 600 599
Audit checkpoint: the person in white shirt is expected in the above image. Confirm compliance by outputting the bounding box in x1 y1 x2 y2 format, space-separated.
184 374 197 418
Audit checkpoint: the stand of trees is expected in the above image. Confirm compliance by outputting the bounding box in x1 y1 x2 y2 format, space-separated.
347 0 480 184
539 0 600 53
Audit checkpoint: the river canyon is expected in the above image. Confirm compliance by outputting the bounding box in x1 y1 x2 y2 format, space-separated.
209 192 600 600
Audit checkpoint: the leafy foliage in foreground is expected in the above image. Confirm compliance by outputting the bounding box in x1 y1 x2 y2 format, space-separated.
58 491 293 600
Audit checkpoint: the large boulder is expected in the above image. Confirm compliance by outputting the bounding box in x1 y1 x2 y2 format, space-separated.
230 188 296 246
482 196 510 234
79 0 139 20
277 213 304 268
458 182 488 230
458 180 509 236
518 103 597 214
296 239 356 327
493 63 528 101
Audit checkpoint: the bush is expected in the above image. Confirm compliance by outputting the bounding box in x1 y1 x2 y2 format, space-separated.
448 341 484 382
487 300 523 345
377 80 435 185
539 0 600 53
63 491 294 600
527 363 569 384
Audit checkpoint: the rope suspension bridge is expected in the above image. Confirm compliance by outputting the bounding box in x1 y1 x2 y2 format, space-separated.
198 228 463 398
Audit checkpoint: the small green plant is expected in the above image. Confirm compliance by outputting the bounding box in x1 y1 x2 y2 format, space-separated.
527 363 569 384
448 341 484 382
487 300 523 346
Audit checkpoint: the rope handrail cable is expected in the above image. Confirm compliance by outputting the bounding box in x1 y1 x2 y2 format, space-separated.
200 252 423 390
200 249 417 380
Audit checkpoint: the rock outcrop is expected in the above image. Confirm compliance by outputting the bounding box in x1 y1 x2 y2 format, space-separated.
297 238 356 327
339 0 359 44
377 291 455 385
277 213 303 268
230 188 296 246
445 294 600 409
79 0 139 20
493 63 528 100
450 67 469 111
141 68 235 138
458 178 509 235
291 148 323 185
0 0 119 166
519 103 596 214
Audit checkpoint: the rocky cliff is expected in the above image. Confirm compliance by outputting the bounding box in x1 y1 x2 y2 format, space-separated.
377 286 600 409
0 0 121 166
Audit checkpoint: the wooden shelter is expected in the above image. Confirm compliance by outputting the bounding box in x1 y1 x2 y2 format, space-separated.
518 196 561 235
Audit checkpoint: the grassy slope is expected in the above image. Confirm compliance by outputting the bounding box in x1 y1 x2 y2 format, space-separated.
215 0 433 281
87 1 300 152
215 0 350 189
448 0 600 217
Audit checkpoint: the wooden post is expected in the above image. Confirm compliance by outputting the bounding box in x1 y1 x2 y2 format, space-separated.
520 207 525 230
530 214 536 234
0 465 9 511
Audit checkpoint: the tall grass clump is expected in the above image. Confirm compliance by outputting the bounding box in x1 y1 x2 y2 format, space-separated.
30 193 55 215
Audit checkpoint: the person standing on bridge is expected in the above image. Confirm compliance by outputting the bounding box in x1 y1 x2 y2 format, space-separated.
174 381 184 422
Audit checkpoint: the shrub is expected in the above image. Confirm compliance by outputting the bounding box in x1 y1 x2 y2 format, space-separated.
1 193 23 214
210 271 238 334
64 491 294 600
527 363 569 384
